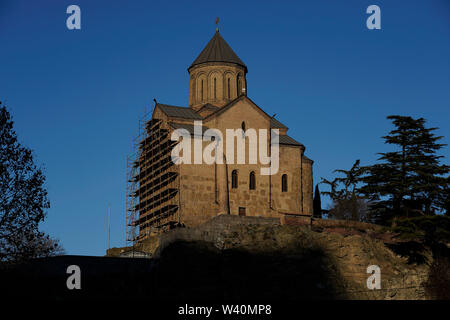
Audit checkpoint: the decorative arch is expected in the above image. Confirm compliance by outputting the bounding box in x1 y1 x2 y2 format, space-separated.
208 70 221 101
236 73 241 96
189 77 195 105
223 70 236 100
196 72 207 103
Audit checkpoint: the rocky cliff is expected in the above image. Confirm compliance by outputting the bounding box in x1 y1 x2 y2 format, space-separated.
108 215 448 300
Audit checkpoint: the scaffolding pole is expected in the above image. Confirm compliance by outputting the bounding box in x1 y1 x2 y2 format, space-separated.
125 103 181 247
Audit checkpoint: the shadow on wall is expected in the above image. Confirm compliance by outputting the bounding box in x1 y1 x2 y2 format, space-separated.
0 240 346 300
151 240 346 301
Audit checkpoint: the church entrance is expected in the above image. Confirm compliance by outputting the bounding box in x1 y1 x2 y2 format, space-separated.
239 207 246 216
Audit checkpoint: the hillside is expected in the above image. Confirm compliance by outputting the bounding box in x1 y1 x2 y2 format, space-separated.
2 215 447 300
108 215 448 300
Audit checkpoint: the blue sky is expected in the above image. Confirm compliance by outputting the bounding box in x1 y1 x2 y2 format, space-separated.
0 0 449 256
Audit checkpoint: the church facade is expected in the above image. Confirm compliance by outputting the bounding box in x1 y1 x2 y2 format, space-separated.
128 29 314 242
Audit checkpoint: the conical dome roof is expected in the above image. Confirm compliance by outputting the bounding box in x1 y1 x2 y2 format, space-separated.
189 31 247 72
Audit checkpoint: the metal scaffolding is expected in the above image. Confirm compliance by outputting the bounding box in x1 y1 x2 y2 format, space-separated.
125 105 181 247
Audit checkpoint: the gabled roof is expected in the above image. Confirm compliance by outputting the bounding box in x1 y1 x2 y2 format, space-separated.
189 31 247 72
168 122 210 136
270 118 287 129
157 98 303 148
198 103 219 112
157 104 203 120
203 96 289 128
277 134 304 147
203 95 269 121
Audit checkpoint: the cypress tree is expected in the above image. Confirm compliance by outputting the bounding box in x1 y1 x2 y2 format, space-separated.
313 184 322 218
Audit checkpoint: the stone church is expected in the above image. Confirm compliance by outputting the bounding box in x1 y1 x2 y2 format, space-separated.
127 27 314 242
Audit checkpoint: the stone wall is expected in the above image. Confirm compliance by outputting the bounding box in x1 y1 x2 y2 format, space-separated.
131 214 387 258
154 215 431 300
279 214 384 232
301 157 313 215
281 214 311 226
140 99 314 237
312 218 383 232
189 62 247 109
179 161 221 226
154 214 280 257
271 145 303 214
108 214 433 300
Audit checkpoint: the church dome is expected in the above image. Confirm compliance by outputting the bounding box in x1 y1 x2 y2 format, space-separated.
188 31 247 73
188 29 248 109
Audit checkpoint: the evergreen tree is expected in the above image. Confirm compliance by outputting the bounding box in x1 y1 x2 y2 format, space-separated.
320 160 370 222
360 115 449 224
441 182 450 216
313 184 322 218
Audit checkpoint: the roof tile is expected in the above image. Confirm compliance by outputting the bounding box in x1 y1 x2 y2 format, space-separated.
157 104 203 120
277 134 303 147
270 118 287 129
169 122 211 137
189 32 247 71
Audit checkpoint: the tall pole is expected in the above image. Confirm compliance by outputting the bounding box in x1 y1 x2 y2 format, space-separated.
108 205 111 250
125 156 128 247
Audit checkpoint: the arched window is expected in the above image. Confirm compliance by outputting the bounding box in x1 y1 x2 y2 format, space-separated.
241 121 246 138
201 79 204 101
227 78 231 98
282 174 288 192
214 78 217 99
236 74 241 96
231 170 238 189
249 171 256 190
